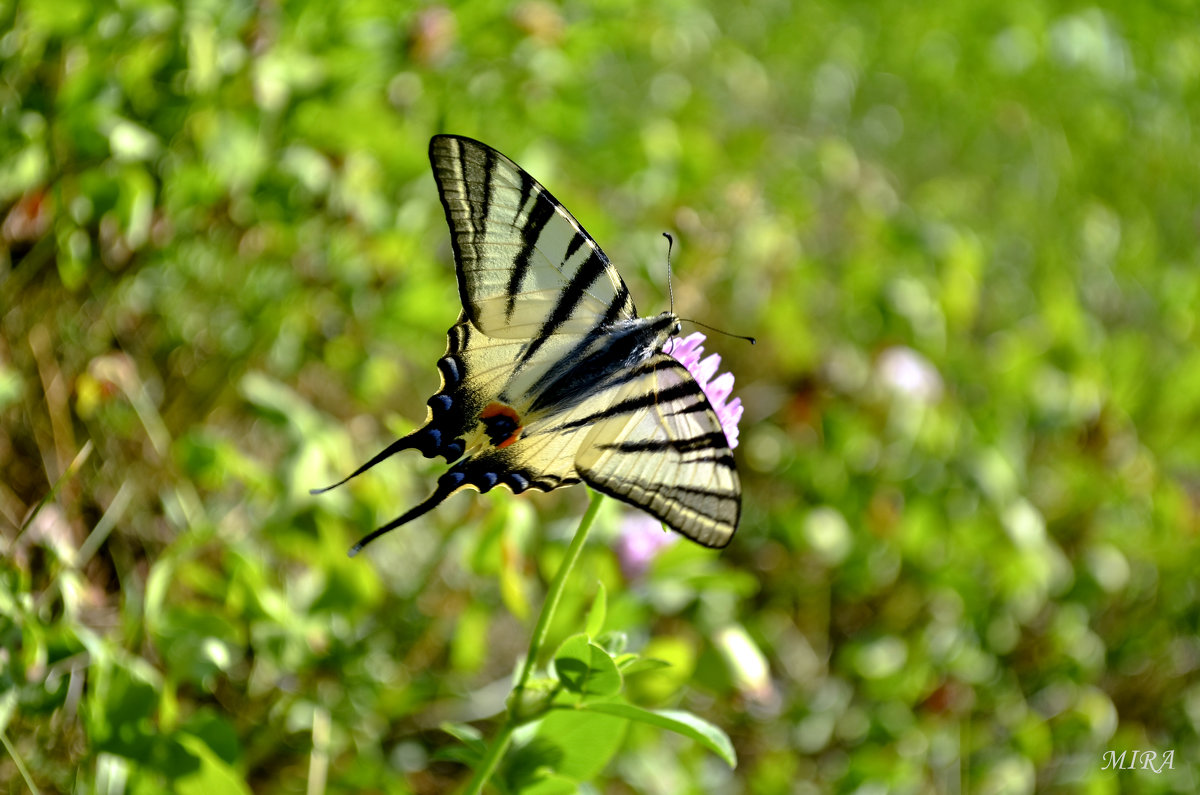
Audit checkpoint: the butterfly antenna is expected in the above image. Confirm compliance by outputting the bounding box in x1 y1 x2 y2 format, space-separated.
661 233 754 344
680 317 757 345
348 475 460 557
662 232 676 315
310 431 426 495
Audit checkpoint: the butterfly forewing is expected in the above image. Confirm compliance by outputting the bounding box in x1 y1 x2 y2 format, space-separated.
430 135 637 341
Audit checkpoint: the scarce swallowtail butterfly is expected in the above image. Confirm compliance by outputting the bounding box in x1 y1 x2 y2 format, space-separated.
314 135 742 553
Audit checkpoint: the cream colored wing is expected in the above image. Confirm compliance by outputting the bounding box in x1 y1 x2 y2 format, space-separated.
572 355 741 548
429 134 637 347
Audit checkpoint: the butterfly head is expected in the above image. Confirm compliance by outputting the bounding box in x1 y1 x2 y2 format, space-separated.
652 311 683 338
640 311 683 357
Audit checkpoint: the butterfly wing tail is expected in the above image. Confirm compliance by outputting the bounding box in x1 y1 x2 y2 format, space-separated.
309 421 468 496
347 474 461 557
310 432 421 495
346 464 494 556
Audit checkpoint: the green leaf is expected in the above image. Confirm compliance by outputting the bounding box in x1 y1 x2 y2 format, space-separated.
432 745 483 767
514 708 626 783
516 773 578 795
173 733 252 795
440 721 487 759
553 634 622 697
179 709 241 767
627 636 696 703
585 581 607 638
597 630 628 656
617 656 672 676
87 658 161 759
577 702 737 768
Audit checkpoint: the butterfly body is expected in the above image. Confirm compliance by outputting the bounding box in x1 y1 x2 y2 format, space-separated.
316 136 740 553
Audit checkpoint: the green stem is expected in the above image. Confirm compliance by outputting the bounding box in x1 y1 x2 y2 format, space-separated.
462 490 605 795
514 490 604 696
461 722 514 795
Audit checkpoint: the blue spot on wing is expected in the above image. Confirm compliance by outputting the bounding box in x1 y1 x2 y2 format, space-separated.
438 356 462 387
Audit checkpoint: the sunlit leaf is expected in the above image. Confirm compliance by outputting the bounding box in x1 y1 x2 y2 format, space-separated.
173 733 251 795
516 708 627 782
617 657 672 676
516 773 578 795
440 722 487 757
577 703 736 768
553 634 622 697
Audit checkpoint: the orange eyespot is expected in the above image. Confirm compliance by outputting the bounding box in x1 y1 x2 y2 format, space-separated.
480 402 522 448
481 402 519 421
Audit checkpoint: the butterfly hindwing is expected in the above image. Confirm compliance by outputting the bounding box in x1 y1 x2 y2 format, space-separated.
574 355 740 548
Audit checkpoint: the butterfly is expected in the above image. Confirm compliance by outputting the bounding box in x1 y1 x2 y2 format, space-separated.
313 135 741 554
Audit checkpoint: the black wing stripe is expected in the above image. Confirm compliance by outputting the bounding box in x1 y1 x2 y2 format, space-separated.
614 479 739 502
599 431 730 455
600 353 682 389
601 281 632 326
517 167 536 221
508 194 558 318
516 248 608 367
564 231 586 263
680 454 738 470
580 472 737 549
456 142 480 233
526 287 656 413
548 249 609 332
480 146 496 237
530 320 669 414
433 140 475 320
554 377 706 431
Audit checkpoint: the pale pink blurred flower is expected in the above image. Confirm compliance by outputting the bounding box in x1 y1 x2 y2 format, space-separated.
615 513 678 580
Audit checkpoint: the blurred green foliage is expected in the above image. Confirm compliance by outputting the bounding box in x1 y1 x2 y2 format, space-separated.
3 0 1200 792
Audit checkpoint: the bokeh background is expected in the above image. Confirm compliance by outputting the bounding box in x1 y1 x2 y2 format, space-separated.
4 1 1200 792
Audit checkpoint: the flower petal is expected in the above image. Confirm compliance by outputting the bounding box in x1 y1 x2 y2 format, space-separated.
664 332 744 449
